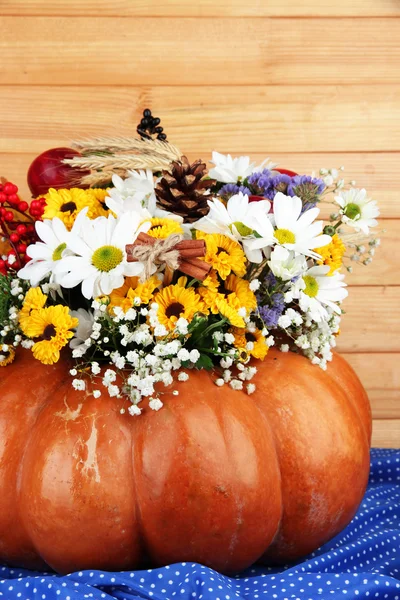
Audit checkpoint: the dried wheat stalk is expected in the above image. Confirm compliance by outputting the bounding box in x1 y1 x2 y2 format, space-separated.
63 136 183 186
63 153 179 172
71 137 182 161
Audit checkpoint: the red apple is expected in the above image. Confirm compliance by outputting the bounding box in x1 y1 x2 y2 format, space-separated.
248 194 265 203
274 167 298 177
27 147 90 197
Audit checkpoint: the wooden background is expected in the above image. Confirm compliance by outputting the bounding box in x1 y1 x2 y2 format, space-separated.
0 1 399 447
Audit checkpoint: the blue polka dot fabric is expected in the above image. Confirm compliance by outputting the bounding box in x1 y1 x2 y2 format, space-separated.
1 448 399 600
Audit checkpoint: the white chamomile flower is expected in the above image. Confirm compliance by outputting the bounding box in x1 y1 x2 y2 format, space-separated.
106 170 182 222
105 171 157 216
297 265 348 321
335 188 379 234
193 192 271 262
208 151 275 184
69 308 95 350
267 246 307 281
251 192 331 260
18 217 71 286
55 211 144 299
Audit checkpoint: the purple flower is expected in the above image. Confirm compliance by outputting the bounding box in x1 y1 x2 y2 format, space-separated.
218 183 251 199
258 298 284 327
248 170 293 200
257 286 284 328
263 271 277 288
287 175 325 204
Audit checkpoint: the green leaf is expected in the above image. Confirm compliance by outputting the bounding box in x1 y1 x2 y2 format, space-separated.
194 353 214 371
0 274 12 328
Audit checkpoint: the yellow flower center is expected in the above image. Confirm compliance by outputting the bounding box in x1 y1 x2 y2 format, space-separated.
274 228 296 245
344 202 361 220
230 222 253 237
92 245 123 272
303 275 319 298
52 242 67 261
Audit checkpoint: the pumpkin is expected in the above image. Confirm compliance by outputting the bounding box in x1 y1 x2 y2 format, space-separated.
0 348 371 574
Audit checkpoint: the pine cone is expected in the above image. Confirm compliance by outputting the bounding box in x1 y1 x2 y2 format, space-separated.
155 156 216 223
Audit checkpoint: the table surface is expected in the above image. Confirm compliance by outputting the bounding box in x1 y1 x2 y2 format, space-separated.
0 0 399 447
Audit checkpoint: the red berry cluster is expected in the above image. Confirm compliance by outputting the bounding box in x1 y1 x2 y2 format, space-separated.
0 181 42 275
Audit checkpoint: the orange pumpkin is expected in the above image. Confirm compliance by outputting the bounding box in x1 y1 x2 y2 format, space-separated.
0 348 371 574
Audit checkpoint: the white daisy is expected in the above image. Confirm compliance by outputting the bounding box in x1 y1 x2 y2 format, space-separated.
105 171 156 217
245 193 331 260
335 188 379 234
208 151 276 184
267 246 307 281
55 211 144 299
69 308 95 351
193 192 272 262
296 265 348 321
18 217 71 286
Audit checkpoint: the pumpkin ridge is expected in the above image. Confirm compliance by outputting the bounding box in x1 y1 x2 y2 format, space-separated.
247 389 284 555
253 349 371 564
324 353 372 444
129 414 147 568
0 350 69 570
17 372 75 569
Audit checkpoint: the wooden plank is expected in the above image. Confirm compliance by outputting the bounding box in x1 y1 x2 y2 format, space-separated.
337 287 400 353
1 0 399 17
344 354 400 420
345 354 400 392
347 219 398 287
371 420 400 448
0 17 400 86
0 86 399 154
368 391 400 420
2 152 400 218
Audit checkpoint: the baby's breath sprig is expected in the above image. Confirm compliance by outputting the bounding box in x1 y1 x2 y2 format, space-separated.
0 272 31 366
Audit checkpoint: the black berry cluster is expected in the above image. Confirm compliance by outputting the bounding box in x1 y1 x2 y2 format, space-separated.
137 109 167 141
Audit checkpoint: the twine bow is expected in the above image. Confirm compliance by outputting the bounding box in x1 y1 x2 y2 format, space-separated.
126 232 211 282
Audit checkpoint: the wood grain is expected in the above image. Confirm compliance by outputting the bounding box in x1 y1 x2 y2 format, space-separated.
1 17 400 86
337 287 400 353
1 0 399 17
371 420 400 448
369 392 400 420
0 86 399 154
2 152 399 217
346 354 400 391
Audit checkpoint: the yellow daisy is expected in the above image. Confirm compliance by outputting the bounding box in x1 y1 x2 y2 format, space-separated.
201 269 220 293
42 188 99 230
315 234 346 275
0 347 16 367
215 298 245 328
231 327 268 360
196 232 247 280
199 274 256 315
23 305 79 365
88 188 112 218
153 283 205 332
19 287 48 335
144 218 183 239
108 275 161 314
223 275 257 312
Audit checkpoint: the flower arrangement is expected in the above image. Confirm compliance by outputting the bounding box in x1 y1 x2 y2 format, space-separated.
0 110 381 415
